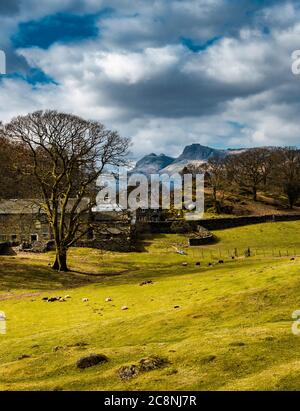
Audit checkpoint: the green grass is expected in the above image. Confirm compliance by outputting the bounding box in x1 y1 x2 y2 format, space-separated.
1 221 300 390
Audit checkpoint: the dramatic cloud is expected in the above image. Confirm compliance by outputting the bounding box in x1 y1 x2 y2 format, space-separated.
0 0 20 16
0 0 300 158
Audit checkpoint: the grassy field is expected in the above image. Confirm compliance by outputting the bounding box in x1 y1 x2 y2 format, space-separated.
1 221 300 390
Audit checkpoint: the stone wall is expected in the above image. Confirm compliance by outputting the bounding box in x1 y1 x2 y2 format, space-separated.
77 220 133 252
0 211 134 252
189 236 214 246
198 213 300 230
137 213 300 234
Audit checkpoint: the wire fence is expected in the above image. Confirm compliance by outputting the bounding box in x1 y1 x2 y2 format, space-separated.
150 244 300 260
188 247 300 259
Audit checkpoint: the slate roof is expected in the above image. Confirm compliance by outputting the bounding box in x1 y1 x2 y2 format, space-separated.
0 200 43 214
0 199 91 214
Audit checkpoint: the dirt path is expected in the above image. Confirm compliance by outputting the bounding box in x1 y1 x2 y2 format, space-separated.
0 292 42 301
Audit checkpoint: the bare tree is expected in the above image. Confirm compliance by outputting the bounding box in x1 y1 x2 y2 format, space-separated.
274 147 300 209
202 156 227 213
0 126 38 199
228 148 272 201
6 110 130 271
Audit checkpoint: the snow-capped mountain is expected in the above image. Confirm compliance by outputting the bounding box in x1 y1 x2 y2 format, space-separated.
131 144 244 175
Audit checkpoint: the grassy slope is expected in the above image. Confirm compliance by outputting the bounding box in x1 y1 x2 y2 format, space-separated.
204 190 300 218
1 222 300 390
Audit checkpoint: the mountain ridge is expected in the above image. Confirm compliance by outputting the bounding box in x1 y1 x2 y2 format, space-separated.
131 143 245 175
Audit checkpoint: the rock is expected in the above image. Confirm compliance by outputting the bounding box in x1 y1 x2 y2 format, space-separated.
74 341 89 348
139 356 167 371
139 280 153 286
18 354 30 360
52 386 63 391
42 297 48 301
64 295 71 299
182 262 188 266
195 262 201 266
105 297 112 302
229 342 245 347
174 305 180 309
20 240 52 253
166 368 178 375
208 262 213 266
218 260 224 264
290 257 295 261
200 355 216 364
76 353 108 369
121 306 128 310
82 298 89 302
118 364 139 380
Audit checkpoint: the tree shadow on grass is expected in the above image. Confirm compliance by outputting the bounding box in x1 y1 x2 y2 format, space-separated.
0 257 192 292
0 259 93 292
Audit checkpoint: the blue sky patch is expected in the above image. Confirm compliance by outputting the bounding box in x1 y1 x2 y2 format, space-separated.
11 11 112 49
1 68 58 86
181 36 221 52
25 68 58 85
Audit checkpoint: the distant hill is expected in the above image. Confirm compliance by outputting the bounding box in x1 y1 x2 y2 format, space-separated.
130 153 175 175
131 144 244 175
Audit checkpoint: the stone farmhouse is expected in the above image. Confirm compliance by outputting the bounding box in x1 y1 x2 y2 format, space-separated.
0 199 134 252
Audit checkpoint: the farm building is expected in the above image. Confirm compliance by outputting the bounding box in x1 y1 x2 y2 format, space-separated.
0 199 133 252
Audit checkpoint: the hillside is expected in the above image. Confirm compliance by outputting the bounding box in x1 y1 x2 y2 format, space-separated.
1 221 300 390
204 191 300 218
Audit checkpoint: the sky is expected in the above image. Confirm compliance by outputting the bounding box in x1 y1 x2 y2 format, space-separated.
0 0 300 159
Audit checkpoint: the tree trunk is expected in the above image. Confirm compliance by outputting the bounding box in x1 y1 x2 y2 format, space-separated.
213 188 219 213
52 247 68 272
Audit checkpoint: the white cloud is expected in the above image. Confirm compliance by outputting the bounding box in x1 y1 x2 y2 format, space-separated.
1 0 300 158
96 46 184 84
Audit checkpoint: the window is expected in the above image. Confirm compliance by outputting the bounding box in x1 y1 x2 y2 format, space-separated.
31 234 38 242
